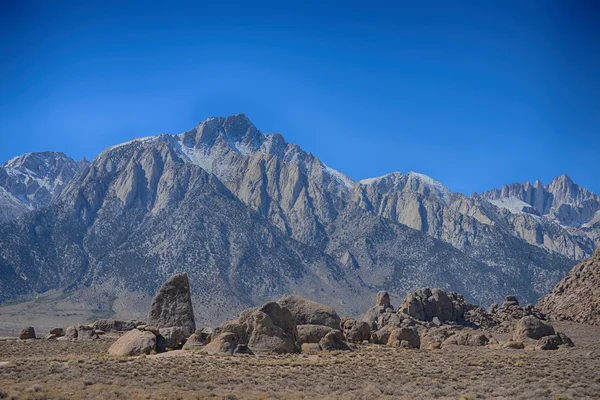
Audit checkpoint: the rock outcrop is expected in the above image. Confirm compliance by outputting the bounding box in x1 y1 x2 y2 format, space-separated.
147 273 196 336
277 295 341 330
213 301 298 354
400 288 472 322
538 249 600 325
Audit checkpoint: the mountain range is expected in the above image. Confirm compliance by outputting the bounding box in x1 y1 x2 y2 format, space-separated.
0 114 598 325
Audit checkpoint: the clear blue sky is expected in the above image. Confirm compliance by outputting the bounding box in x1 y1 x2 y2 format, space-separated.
1 1 599 194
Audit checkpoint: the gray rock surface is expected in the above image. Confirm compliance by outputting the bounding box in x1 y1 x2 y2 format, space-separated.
277 295 341 330
147 273 196 336
108 329 156 356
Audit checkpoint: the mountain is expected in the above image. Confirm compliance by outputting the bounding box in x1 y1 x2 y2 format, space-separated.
537 249 600 325
0 152 89 223
0 114 597 324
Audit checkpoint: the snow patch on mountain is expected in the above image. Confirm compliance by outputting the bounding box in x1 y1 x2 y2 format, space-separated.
323 164 354 189
487 197 532 214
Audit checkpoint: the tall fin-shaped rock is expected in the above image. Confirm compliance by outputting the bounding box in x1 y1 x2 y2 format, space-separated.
147 273 196 335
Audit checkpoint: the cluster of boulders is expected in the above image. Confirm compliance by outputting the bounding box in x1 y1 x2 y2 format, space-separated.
15 271 577 356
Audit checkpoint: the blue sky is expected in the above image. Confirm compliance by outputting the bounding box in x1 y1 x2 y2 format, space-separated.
1 1 599 194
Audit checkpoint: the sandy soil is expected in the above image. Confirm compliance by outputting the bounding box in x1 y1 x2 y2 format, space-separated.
0 322 599 400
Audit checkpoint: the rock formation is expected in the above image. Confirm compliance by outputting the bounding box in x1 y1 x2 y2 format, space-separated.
277 295 341 330
537 249 600 325
147 273 196 336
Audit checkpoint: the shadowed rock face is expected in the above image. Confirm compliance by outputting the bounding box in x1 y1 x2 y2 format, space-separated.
147 273 196 336
538 250 600 325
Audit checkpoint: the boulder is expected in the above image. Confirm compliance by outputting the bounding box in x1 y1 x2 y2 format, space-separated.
386 327 420 349
372 325 393 345
537 335 560 350
147 273 196 336
244 302 297 353
319 331 351 351
214 301 297 354
200 333 238 355
64 326 78 339
297 324 336 344
362 305 384 331
108 330 156 356
45 333 58 340
341 317 371 343
557 332 575 347
156 326 185 352
514 316 555 341
77 325 99 340
18 327 35 340
182 332 208 350
234 344 253 355
48 328 64 336
277 295 340 329
421 327 456 350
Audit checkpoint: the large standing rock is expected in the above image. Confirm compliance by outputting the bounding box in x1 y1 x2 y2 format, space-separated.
18 327 36 340
147 273 196 336
386 327 420 349
341 317 371 343
514 316 555 341
297 324 336 344
213 301 298 354
376 291 392 309
277 295 340 330
319 331 351 351
108 329 156 356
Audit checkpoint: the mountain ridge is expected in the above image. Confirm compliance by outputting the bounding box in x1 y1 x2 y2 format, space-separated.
0 114 597 324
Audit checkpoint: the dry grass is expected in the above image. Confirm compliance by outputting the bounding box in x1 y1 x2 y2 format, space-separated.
0 322 599 399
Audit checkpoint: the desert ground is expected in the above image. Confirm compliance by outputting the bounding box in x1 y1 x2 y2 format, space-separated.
1 322 599 400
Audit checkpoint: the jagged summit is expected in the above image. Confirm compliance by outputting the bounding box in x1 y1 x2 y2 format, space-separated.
0 151 87 222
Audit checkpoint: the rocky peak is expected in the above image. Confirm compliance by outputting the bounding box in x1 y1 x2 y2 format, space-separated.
0 151 86 216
